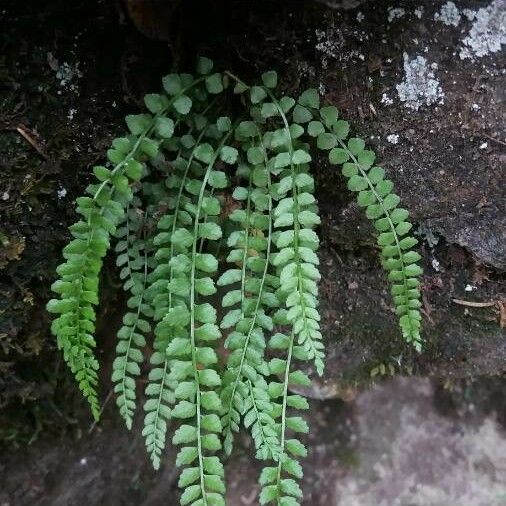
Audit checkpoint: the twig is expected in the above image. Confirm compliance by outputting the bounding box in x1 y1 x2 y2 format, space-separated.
482 133 506 147
452 298 496 308
15 124 48 159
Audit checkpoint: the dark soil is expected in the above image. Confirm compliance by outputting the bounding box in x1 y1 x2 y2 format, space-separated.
0 0 504 504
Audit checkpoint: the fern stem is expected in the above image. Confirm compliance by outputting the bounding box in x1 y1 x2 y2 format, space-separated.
275 329 295 499
224 71 249 90
239 179 253 314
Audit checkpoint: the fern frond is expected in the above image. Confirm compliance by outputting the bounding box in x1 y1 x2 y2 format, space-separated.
167 127 231 506
220 125 277 456
259 328 310 506
261 86 324 377
112 201 152 429
47 64 214 420
143 126 214 470
47 138 147 420
221 76 322 504
314 107 423 350
244 378 282 461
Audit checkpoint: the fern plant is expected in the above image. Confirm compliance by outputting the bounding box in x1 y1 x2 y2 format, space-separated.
47 57 423 505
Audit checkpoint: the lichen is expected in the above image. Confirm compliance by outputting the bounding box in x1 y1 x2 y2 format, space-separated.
396 54 444 111
434 1 461 27
387 7 405 23
459 0 506 59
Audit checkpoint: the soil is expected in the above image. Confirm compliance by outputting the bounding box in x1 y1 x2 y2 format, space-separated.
0 0 504 504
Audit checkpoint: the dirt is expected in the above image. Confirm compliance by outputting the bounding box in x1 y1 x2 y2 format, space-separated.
0 0 505 504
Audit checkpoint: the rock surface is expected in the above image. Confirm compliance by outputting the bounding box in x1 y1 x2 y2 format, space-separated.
2 377 506 505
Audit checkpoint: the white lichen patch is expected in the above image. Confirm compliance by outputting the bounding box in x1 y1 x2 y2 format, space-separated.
387 134 399 144
381 93 393 106
434 1 461 27
459 0 506 59
414 7 424 19
462 8 477 21
396 53 444 111
67 108 77 121
54 61 82 95
315 24 367 68
388 7 405 23
57 186 67 199
315 27 343 68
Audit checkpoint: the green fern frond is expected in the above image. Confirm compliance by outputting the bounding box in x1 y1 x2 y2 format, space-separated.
112 201 152 430
313 107 423 350
142 103 223 469
244 378 282 461
218 77 322 504
167 128 231 505
260 86 324 377
220 125 277 456
47 131 147 420
47 63 215 420
259 329 310 506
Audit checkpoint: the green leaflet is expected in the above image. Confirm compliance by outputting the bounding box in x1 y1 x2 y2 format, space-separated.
47 57 424 505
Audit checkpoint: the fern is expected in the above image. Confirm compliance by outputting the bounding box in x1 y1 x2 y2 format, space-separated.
47 57 424 504
142 80 227 470
313 107 423 350
228 80 322 504
47 115 151 419
112 199 151 429
143 127 210 469
220 123 277 456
